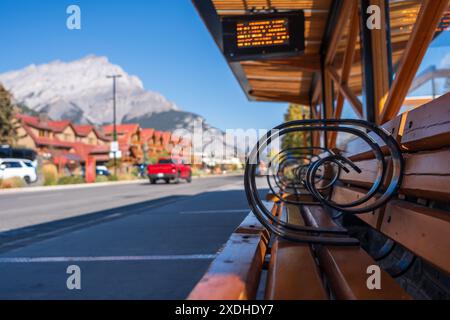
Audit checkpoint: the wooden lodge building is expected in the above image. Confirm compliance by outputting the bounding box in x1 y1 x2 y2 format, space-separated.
14 114 192 170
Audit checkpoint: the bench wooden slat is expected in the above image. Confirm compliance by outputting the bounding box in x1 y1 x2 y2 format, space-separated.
331 185 382 229
344 116 404 161
339 156 394 190
317 246 411 300
381 200 450 275
302 205 337 228
339 158 380 188
188 233 267 300
401 148 450 202
286 204 304 225
234 212 270 244
401 93 450 152
264 204 328 300
265 238 328 300
301 205 411 300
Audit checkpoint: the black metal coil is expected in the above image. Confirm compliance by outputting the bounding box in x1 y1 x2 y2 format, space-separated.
244 119 404 245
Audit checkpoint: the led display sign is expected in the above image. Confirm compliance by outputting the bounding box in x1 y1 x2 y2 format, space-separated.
222 11 305 61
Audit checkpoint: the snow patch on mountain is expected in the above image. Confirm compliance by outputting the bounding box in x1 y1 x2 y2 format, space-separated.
0 55 178 124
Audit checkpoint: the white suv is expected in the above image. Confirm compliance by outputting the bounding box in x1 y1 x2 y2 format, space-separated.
0 159 38 184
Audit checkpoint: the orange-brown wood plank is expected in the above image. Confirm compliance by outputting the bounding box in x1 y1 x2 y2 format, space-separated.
331 185 382 229
343 114 404 161
300 205 410 300
339 157 392 188
381 200 450 275
401 93 450 152
188 233 266 300
264 204 328 300
234 212 270 244
400 148 450 202
265 238 328 300
301 204 337 228
286 204 305 226
369 0 391 125
381 1 449 123
317 246 411 300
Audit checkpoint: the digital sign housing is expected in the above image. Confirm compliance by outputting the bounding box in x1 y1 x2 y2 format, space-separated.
222 11 305 62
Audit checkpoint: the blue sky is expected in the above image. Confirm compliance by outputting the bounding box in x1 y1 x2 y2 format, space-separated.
0 1 448 128
0 0 288 131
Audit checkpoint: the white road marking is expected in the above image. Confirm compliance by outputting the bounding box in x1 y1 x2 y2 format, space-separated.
0 254 217 263
180 209 249 215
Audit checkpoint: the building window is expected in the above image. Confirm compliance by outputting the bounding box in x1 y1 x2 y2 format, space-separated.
39 130 50 137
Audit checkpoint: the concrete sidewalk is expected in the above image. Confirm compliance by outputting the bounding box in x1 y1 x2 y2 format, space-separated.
0 179 145 195
0 173 243 195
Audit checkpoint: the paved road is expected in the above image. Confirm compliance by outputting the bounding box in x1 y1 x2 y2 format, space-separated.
0 176 252 299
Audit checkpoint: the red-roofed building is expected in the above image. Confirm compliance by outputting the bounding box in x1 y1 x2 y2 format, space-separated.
140 128 155 144
15 114 111 168
15 114 194 168
73 124 110 146
102 124 143 163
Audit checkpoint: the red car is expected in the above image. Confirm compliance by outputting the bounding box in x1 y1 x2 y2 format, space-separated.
147 157 192 184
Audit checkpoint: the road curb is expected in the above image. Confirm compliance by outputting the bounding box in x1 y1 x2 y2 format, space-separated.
0 174 243 195
0 179 145 195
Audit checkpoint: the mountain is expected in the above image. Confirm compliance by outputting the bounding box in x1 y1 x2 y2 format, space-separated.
0 55 179 125
125 110 239 162
0 55 239 162
124 110 212 132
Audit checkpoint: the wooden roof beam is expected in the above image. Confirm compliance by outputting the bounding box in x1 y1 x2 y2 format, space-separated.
263 54 321 72
328 66 363 118
311 0 354 108
381 0 449 124
334 4 360 119
329 4 360 147
250 90 311 106
324 0 355 65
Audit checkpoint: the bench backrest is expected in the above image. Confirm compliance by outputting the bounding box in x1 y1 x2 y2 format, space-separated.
335 93 450 275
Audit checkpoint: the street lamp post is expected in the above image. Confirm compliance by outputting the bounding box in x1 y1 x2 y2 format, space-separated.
107 74 122 176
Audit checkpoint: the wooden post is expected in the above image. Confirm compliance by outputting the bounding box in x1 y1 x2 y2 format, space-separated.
360 0 391 124
370 0 391 124
320 59 333 149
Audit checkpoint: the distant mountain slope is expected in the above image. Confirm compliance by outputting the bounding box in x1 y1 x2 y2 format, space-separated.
124 110 214 132
0 55 237 160
0 55 178 125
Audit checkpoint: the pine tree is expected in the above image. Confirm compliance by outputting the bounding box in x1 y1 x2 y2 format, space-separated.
0 84 20 145
282 104 310 150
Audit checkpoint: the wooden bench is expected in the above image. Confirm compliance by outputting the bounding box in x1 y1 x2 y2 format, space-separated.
188 204 272 300
189 93 450 300
337 93 450 278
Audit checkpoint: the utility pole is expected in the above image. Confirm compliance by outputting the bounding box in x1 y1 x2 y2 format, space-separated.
107 74 122 176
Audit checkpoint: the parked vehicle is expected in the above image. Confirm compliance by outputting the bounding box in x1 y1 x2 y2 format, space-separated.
0 146 37 166
136 163 147 178
0 158 38 184
147 157 192 184
96 165 111 176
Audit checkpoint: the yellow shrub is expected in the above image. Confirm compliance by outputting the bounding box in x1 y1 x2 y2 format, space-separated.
117 173 138 181
42 164 58 186
1 177 26 189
